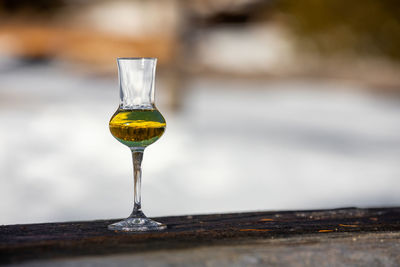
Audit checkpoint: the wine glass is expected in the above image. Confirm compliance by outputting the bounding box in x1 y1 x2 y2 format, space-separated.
108 57 166 231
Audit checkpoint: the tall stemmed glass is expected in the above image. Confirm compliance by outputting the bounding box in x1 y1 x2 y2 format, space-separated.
108 58 166 231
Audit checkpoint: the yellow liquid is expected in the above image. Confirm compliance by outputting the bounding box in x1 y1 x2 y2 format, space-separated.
109 109 166 147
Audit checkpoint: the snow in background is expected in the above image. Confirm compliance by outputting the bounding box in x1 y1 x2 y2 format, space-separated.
1 62 400 224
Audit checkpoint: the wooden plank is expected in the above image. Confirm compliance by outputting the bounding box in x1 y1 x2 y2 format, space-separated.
1 207 400 264
9 232 400 266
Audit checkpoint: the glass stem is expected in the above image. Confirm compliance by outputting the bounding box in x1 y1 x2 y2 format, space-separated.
130 147 145 218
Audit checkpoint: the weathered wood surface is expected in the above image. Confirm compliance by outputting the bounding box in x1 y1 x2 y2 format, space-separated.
1 207 400 265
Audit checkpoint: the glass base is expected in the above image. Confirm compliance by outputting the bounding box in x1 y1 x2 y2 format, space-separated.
108 214 166 232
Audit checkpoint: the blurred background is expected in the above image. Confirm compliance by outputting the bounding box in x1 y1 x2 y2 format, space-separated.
1 0 400 225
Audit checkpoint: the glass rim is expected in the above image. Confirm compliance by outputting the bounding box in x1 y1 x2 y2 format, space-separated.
117 57 157 61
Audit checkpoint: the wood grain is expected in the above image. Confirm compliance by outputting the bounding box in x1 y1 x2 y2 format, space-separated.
1 207 400 264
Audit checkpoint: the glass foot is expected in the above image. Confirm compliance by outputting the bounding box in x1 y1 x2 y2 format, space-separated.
108 216 166 232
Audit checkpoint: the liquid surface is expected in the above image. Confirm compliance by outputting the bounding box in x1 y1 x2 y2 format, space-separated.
109 109 166 147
